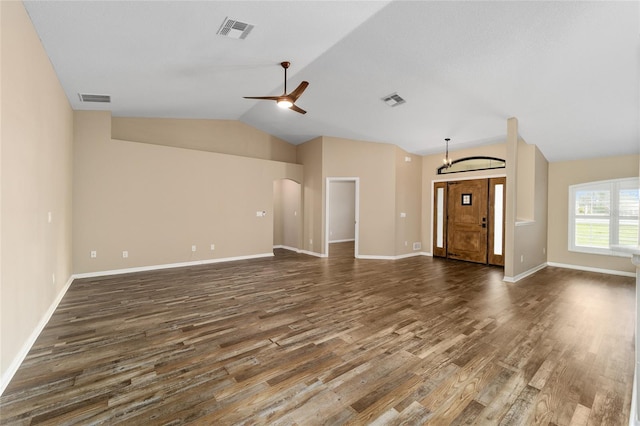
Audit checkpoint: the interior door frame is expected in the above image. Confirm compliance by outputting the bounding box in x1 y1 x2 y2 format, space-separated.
325 177 360 257
431 174 506 260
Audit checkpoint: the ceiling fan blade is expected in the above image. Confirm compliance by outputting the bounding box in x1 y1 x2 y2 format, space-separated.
289 104 307 115
243 96 280 100
288 81 309 102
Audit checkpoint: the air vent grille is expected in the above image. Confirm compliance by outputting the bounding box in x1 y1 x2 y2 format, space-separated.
382 92 406 107
78 93 111 103
217 17 254 40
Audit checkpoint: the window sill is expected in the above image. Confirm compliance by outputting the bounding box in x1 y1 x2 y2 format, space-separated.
611 245 640 258
569 247 632 258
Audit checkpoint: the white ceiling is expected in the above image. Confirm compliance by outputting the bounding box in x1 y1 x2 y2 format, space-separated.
23 1 640 162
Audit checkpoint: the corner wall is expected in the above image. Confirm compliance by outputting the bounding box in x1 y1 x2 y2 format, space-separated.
297 137 323 255
511 142 548 279
1 1 74 391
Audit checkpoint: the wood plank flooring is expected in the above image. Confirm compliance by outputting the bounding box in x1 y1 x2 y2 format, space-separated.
1 242 635 425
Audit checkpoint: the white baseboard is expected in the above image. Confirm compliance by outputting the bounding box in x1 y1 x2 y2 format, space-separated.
356 252 429 260
329 239 355 244
503 261 636 283
394 252 425 260
273 245 300 252
297 249 327 258
1 275 74 396
503 263 547 283
73 253 275 279
275 248 432 260
547 261 635 278
356 254 396 260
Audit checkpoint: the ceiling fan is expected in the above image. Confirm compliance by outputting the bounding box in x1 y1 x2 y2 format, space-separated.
244 61 309 114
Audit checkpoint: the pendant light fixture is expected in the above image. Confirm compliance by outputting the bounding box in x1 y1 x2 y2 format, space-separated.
443 138 453 168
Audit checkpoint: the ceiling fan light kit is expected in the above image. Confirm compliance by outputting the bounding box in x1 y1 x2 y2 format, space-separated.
277 99 293 109
244 61 308 114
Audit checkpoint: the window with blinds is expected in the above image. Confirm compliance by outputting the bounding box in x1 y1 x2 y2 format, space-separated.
569 177 639 255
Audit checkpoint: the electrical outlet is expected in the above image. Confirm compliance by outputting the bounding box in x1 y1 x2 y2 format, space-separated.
90 250 97 258
211 244 215 251
543 247 546 254
52 273 55 284
404 241 408 246
192 245 197 252
47 212 52 223
122 251 128 258
309 239 313 245
520 255 524 263
400 212 406 218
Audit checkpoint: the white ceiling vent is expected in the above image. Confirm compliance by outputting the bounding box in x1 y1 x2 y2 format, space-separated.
78 93 111 103
382 92 406 107
217 17 254 40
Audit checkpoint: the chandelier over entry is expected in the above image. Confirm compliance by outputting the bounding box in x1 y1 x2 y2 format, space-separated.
443 138 453 169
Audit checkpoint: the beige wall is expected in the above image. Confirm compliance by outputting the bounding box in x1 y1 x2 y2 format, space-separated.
512 143 548 277
73 111 302 274
297 137 323 254
516 140 535 221
323 137 396 257
421 143 508 255
1 1 74 386
112 117 297 163
548 154 639 274
395 148 422 256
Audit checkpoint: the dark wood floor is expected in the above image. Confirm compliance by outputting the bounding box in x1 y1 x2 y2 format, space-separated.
1 242 635 425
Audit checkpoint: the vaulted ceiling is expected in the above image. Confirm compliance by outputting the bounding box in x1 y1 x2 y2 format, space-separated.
24 1 639 162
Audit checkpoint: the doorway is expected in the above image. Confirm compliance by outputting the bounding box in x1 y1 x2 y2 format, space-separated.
325 178 359 257
273 179 302 252
433 177 505 266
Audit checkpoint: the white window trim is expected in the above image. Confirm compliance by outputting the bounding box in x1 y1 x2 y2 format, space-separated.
568 177 639 257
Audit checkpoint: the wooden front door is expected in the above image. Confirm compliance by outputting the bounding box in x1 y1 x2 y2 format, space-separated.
433 177 506 266
446 179 488 264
